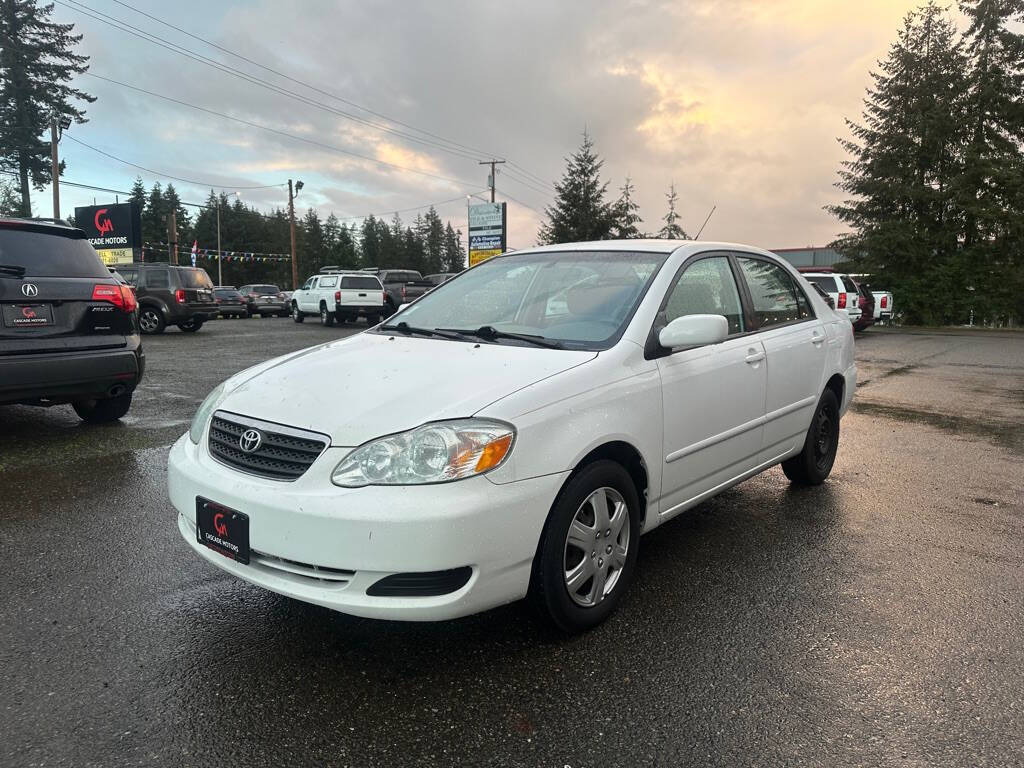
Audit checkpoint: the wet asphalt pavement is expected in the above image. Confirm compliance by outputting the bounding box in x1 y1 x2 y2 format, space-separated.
2 319 1022 767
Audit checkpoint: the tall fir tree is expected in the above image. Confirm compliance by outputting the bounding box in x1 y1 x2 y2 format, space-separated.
955 0 1024 323
612 176 644 238
657 183 689 239
538 131 615 244
442 222 464 271
830 2 969 324
423 206 445 274
0 0 94 215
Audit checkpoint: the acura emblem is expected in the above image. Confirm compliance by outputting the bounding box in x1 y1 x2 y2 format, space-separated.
238 429 262 453
21 283 38 297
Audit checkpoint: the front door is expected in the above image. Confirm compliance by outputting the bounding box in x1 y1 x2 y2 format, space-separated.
656 255 767 517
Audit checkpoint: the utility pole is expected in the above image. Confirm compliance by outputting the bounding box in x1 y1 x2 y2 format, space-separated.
288 179 303 290
50 118 60 220
216 202 222 286
167 211 178 265
479 159 505 203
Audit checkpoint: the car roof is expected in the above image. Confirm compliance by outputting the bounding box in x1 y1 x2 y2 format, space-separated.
505 239 783 259
0 218 86 237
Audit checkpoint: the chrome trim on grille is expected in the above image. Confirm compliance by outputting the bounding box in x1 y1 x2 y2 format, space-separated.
251 550 355 585
207 410 329 481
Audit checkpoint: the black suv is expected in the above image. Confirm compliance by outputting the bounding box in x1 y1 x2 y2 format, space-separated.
0 219 144 422
116 262 218 334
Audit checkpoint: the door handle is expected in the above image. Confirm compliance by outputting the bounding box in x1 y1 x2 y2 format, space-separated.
811 332 825 346
745 350 765 364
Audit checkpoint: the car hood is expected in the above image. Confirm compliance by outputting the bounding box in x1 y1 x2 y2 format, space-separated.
218 332 597 445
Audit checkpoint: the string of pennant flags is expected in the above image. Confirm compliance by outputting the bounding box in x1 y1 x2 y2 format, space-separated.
142 242 292 262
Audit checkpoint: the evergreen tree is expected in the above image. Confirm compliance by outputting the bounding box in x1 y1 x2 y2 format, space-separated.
142 182 166 248
423 206 445 274
0 0 94 214
443 222 464 271
0 178 20 215
611 176 644 238
830 3 969 324
163 183 191 246
955 0 1024 323
129 176 147 213
657 183 689 239
361 214 381 268
301 208 326 275
538 131 615 244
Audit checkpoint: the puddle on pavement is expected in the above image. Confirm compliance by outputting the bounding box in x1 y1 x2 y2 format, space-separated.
851 400 1024 456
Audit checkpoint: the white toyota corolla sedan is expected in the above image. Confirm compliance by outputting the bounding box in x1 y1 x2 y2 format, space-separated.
169 241 856 632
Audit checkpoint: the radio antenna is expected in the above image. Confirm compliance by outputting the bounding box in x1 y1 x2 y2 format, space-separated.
694 205 716 240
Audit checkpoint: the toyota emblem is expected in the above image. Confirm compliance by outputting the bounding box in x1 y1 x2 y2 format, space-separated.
238 429 262 453
21 283 38 297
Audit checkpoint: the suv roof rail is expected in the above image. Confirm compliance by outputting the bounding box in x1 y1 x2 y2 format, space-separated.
796 266 835 273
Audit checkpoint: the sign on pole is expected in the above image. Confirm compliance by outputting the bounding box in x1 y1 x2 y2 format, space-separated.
468 202 506 267
75 202 142 265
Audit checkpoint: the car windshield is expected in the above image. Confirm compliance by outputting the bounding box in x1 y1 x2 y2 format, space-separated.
384 250 667 350
180 268 214 289
0 227 110 278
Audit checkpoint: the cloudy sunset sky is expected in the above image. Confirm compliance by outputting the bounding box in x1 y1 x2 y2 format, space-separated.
42 0 931 251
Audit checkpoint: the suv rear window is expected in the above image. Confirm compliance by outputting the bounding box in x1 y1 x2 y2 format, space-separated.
215 288 242 299
0 227 110 278
179 268 214 289
383 271 421 283
252 284 279 294
840 275 857 292
341 276 382 289
804 275 838 292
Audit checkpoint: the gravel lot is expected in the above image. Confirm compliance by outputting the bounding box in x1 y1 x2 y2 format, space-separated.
2 319 1022 767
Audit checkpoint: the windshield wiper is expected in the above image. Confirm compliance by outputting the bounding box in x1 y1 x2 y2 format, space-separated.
381 321 470 341
0 264 27 278
438 325 563 349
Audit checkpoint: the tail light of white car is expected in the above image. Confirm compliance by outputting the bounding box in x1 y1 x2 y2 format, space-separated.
837 292 847 309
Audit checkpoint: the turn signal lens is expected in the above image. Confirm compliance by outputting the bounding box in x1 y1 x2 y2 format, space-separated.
472 433 513 473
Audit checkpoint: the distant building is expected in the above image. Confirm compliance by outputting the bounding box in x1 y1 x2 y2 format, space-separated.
771 247 843 268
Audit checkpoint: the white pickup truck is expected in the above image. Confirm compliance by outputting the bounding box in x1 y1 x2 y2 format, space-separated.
291 269 386 326
872 291 894 323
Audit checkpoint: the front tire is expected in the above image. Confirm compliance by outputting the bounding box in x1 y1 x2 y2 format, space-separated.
292 303 304 323
72 392 133 423
530 460 641 633
781 388 840 485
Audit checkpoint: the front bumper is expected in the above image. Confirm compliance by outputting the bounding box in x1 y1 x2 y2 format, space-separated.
168 434 567 621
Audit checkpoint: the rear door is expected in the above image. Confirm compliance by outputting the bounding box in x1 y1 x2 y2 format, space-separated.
177 267 216 308
0 225 133 356
735 255 827 462
339 275 384 308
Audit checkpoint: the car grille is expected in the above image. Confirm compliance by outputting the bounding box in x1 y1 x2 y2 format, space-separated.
208 412 328 481
251 550 355 586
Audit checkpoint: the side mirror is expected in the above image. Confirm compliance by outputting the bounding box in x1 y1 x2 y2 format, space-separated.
658 314 729 349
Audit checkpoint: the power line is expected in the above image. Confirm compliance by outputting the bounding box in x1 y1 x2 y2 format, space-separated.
62 133 284 190
56 0 557 196
57 0 485 164
83 72 480 188
335 191 484 222
496 188 543 213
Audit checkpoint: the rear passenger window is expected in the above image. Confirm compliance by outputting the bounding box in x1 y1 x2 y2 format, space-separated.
737 257 810 329
145 269 169 290
119 269 138 286
318 276 338 288
662 256 745 335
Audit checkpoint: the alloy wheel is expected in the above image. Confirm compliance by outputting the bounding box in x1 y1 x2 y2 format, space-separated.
139 310 159 333
563 487 630 607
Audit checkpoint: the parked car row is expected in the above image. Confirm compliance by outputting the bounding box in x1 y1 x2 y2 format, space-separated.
798 268 892 332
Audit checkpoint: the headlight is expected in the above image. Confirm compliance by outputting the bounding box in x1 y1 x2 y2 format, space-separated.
189 382 226 444
331 419 515 487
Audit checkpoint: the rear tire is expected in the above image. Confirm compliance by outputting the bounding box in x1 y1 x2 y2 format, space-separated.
529 460 640 634
320 304 335 326
73 392 133 423
782 388 840 485
138 307 165 335
292 303 304 323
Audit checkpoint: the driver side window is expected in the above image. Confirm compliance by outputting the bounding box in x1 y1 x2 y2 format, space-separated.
662 256 745 335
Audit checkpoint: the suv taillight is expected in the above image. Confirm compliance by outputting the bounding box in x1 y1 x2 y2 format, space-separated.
92 284 137 313
335 290 341 303
401 285 407 299
881 296 888 308
837 292 847 309
175 288 186 304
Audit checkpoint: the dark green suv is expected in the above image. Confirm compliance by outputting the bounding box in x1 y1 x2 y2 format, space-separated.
116 262 218 334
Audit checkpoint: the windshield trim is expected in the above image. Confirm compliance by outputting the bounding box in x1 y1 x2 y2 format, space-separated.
370 250 670 352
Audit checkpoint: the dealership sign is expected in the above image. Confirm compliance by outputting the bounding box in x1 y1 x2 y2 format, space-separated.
468 202 506 266
75 203 142 265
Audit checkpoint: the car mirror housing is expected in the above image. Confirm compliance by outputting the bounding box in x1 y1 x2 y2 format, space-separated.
658 314 729 350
